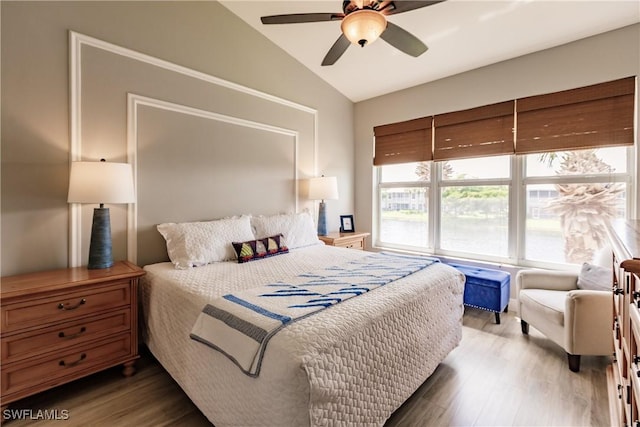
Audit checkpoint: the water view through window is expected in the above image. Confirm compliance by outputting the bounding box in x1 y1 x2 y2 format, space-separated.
378 147 629 267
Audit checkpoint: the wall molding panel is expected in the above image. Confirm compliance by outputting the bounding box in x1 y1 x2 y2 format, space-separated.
69 31 317 267
126 93 300 264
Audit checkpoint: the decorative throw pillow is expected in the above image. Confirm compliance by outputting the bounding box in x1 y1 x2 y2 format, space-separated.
576 262 611 291
232 234 289 263
251 212 320 249
157 215 255 269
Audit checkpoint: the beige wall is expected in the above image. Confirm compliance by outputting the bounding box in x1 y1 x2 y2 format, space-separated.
1 1 355 276
354 24 640 244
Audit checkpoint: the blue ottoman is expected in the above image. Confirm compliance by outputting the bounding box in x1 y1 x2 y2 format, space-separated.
447 263 511 324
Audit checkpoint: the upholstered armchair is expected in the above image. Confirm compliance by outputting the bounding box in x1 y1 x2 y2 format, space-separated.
516 266 612 372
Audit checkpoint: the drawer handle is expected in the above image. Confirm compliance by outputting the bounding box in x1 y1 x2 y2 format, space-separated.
618 384 623 399
58 298 86 310
58 326 86 339
59 353 86 367
613 288 624 296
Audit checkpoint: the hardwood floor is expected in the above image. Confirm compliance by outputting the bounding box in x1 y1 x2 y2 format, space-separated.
386 308 610 427
4 308 610 426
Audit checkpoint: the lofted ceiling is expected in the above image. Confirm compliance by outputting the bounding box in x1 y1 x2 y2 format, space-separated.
220 0 640 102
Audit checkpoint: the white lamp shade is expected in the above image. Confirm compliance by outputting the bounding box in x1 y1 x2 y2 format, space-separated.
308 176 339 201
68 161 135 204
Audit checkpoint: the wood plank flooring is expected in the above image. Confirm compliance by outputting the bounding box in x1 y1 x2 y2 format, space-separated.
3 308 610 426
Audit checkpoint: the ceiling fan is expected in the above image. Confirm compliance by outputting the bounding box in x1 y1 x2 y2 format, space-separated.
260 1 444 66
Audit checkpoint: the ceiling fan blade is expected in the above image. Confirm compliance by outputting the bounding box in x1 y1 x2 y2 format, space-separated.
381 1 445 16
261 13 344 25
321 34 351 66
380 21 428 57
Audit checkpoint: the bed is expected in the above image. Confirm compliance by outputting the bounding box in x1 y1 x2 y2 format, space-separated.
139 212 465 426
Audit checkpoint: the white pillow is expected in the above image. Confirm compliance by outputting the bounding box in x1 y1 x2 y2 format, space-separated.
576 262 611 291
157 215 255 269
251 212 320 249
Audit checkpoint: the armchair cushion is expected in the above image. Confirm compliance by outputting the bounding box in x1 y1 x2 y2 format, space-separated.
519 289 566 327
576 262 611 291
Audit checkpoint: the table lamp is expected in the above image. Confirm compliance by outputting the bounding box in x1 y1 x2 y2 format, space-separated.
67 159 135 269
308 175 339 236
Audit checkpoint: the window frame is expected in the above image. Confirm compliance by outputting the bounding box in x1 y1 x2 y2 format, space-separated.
517 148 633 269
374 147 635 269
377 180 432 253
435 157 514 264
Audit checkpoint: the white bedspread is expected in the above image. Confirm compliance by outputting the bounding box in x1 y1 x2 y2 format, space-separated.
140 244 464 426
191 252 440 376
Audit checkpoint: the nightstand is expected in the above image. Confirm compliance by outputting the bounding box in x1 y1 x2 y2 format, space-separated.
319 231 370 250
0 261 145 418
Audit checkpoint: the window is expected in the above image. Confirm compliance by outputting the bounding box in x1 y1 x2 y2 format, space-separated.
376 148 631 268
374 78 634 268
439 156 510 259
523 147 628 265
379 162 429 250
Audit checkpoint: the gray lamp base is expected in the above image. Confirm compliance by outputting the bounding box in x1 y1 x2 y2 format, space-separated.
88 207 113 269
317 201 328 236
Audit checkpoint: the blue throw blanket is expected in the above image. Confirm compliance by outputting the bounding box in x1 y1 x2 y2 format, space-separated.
190 252 439 376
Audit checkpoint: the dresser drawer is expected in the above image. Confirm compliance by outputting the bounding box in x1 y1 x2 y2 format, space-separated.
1 280 131 333
1 309 131 364
1 333 132 398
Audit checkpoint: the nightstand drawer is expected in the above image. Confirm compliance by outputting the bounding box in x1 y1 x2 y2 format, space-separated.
334 237 365 250
2 309 131 364
1 333 132 398
1 280 131 333
319 232 369 251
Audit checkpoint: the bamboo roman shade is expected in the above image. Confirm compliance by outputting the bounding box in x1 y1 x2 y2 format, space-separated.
373 76 636 165
373 117 432 166
433 101 515 161
516 77 635 154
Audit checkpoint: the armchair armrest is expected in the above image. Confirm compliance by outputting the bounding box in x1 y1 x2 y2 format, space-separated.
516 270 578 293
564 290 613 355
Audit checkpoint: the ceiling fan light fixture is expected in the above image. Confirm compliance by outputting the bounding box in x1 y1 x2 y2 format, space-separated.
341 9 387 47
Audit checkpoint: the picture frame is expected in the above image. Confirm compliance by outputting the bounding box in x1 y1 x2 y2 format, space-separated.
340 215 355 233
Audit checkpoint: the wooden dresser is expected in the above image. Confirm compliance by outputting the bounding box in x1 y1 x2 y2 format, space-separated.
0 261 145 417
319 231 370 250
607 219 640 427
